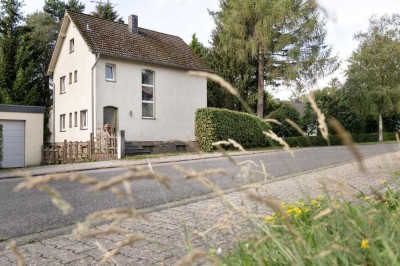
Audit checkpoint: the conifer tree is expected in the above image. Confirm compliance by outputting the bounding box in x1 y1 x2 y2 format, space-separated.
91 0 120 21
0 0 23 104
213 0 337 118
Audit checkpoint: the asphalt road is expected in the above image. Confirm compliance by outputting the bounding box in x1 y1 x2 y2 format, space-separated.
0 144 398 240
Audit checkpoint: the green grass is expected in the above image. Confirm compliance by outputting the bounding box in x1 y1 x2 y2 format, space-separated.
223 184 400 265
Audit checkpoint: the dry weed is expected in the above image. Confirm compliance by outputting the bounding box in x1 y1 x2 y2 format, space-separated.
263 130 294 157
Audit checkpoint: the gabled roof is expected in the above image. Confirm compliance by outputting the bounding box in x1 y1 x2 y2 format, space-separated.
47 11 209 75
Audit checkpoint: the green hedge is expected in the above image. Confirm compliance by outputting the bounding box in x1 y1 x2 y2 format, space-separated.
0 124 3 167
285 132 398 148
195 108 271 152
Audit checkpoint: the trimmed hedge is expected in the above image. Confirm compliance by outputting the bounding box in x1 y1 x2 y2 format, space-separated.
195 108 271 152
285 132 398 148
0 124 2 167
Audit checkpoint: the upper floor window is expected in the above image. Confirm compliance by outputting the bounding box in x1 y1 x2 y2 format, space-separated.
70 38 74 53
142 70 154 118
74 70 78 83
69 72 72 84
80 110 88 129
60 76 66 94
105 64 116 81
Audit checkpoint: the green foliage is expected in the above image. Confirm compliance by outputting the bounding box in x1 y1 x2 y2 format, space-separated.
44 0 85 23
212 0 337 117
267 102 302 138
188 33 207 59
303 87 365 135
195 108 271 152
0 0 23 104
345 14 400 140
91 0 121 21
285 132 397 148
225 188 400 265
0 124 2 167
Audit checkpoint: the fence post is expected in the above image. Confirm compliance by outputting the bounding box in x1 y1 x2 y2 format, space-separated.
63 140 67 164
89 133 94 159
117 130 125 159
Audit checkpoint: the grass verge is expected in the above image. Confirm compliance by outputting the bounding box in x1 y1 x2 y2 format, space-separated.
223 184 400 265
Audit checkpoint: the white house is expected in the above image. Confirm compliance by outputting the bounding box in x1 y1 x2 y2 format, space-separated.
47 11 208 148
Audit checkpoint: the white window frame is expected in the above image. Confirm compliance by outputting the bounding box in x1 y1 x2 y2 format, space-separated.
70 38 74 53
80 110 88 130
60 114 66 132
105 64 116 82
74 70 78 83
141 69 155 119
60 76 66 94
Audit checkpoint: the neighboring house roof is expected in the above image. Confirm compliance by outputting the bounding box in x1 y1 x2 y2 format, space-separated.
0 104 46 114
287 100 305 115
48 10 209 75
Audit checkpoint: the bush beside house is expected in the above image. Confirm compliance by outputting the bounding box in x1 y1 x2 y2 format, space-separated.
285 132 397 148
195 108 271 152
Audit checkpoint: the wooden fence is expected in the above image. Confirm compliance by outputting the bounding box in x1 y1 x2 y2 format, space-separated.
42 131 118 165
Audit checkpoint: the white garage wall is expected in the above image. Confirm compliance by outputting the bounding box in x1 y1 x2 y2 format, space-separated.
0 111 44 167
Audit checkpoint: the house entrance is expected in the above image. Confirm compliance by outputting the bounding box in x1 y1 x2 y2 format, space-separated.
103 106 118 133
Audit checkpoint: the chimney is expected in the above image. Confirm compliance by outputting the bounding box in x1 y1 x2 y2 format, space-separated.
128 15 138 35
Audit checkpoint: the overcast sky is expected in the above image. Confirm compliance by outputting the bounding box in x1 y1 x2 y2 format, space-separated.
22 0 400 99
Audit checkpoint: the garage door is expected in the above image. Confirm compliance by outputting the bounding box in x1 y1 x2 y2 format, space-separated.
0 120 25 168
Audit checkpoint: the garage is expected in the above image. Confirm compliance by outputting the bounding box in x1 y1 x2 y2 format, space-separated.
0 105 45 168
1 120 25 168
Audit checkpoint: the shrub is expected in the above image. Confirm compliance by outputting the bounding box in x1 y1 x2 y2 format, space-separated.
285 132 398 148
267 102 302 138
195 108 271 152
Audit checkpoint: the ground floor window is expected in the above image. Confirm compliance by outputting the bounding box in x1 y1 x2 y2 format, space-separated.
60 114 66 131
80 110 88 129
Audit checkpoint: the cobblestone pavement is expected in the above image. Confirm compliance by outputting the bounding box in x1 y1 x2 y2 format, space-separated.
0 152 399 265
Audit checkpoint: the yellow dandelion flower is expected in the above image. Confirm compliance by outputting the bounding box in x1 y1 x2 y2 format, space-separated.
294 208 302 215
304 208 310 213
264 216 274 223
311 199 318 205
364 196 370 201
361 239 369 250
286 209 294 215
380 180 388 185
317 195 324 200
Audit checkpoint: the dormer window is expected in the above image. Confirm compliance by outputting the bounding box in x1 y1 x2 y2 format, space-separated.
70 38 74 53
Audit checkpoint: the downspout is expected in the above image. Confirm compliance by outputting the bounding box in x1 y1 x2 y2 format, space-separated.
91 53 100 135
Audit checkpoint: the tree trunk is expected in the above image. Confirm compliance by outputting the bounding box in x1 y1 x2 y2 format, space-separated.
257 46 265 118
378 113 383 142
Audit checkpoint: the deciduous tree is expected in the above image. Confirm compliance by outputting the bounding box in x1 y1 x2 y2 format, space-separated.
345 14 400 141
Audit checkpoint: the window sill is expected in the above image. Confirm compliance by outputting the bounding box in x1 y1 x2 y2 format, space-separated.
105 79 116 82
142 117 156 120
60 130 66 132
60 91 66 95
80 128 88 130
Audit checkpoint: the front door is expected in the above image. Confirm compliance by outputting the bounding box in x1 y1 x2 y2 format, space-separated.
103 107 118 133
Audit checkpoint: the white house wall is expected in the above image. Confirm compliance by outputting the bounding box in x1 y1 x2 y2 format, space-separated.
0 112 43 167
53 18 96 142
95 56 207 142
